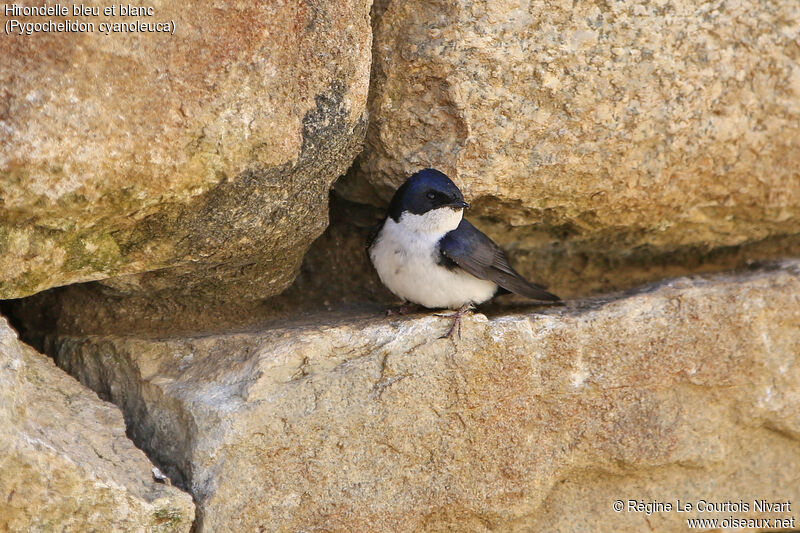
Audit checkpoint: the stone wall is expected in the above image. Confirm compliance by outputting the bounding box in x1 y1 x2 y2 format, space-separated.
1 0 798 530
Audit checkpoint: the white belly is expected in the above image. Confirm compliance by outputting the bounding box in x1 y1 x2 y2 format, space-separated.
370 217 497 309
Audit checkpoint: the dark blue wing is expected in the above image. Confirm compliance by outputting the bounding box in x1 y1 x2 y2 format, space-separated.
439 219 560 302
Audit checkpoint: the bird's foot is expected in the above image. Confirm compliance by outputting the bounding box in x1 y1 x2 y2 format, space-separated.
386 303 421 316
436 303 474 339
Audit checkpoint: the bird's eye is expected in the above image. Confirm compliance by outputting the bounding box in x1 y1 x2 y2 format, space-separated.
426 192 436 200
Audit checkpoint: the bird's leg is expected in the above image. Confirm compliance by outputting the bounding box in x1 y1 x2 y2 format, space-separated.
386 302 421 316
436 302 474 339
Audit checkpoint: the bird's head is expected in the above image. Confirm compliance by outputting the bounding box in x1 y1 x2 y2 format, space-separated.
387 169 470 232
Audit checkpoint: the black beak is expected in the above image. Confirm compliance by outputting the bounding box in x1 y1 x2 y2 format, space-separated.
446 200 470 209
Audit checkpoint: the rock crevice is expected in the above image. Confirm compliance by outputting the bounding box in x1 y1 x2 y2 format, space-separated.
0 318 195 532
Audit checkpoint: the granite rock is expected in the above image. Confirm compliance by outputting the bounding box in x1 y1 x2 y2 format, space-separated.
342 0 800 293
0 317 194 532
0 0 372 300
50 261 800 531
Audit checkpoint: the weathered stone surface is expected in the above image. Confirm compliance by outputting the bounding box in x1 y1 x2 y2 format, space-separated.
0 0 371 300
49 261 800 531
342 0 800 292
0 317 194 532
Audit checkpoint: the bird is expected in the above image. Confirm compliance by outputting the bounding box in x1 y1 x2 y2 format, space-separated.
368 168 560 337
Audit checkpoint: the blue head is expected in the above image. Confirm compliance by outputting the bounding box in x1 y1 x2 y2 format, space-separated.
387 169 469 222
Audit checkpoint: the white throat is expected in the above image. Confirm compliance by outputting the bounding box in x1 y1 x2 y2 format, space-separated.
397 207 463 235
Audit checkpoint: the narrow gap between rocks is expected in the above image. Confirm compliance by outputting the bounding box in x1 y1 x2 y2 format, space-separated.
1 178 798 531
3 185 798 343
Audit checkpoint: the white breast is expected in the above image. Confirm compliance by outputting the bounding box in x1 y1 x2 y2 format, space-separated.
369 208 498 309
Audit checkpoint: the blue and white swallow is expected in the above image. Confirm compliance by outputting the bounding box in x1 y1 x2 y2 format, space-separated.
368 168 560 336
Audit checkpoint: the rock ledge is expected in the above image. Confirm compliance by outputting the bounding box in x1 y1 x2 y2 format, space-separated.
52 262 800 531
